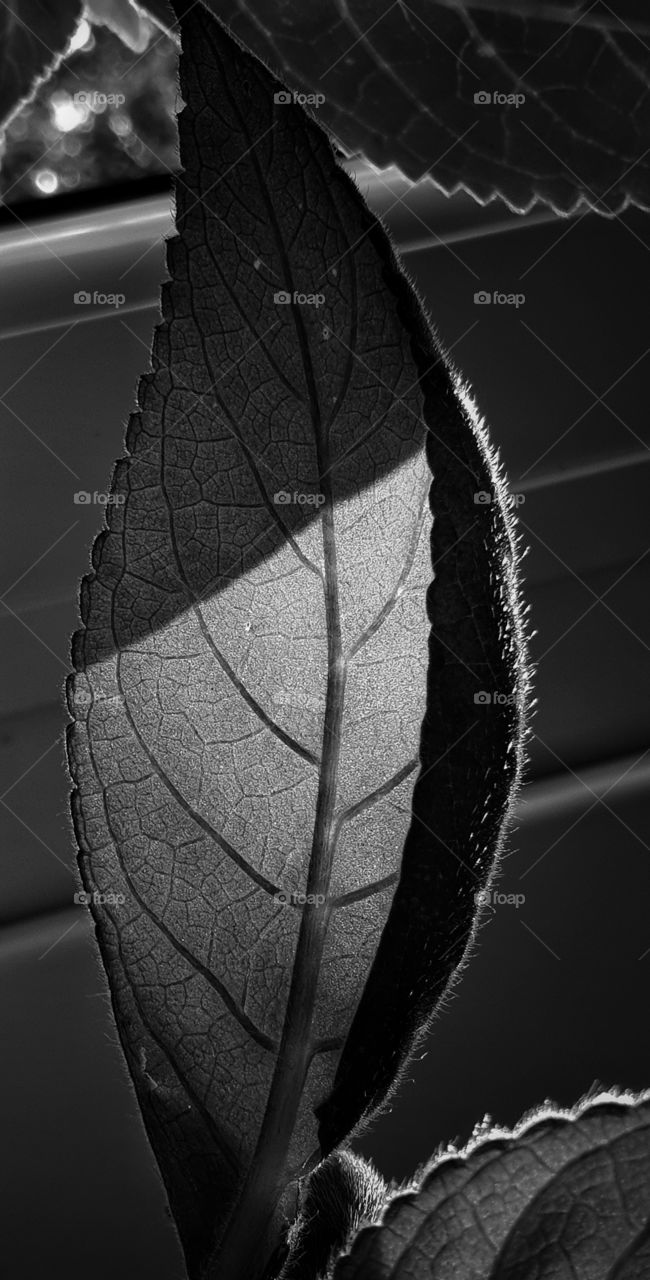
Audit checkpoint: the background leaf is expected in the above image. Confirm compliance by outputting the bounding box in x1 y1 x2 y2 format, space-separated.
66 5 526 1279
333 1089 650 1279
0 0 83 135
142 0 650 215
85 0 153 53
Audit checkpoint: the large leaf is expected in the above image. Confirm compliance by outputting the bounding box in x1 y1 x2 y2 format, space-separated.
0 0 83 135
142 0 650 215
333 1089 650 1279
66 5 526 1279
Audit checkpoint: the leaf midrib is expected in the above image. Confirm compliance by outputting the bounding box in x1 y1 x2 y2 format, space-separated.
208 390 345 1280
199 22 353 1277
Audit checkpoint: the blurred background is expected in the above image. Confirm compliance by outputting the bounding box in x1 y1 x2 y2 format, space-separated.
1 9 648 1278
0 15 177 207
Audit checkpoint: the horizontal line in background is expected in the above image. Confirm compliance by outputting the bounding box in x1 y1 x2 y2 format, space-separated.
0 298 163 343
512 750 649 825
400 207 560 254
0 903 89 961
519 450 650 494
0 199 173 262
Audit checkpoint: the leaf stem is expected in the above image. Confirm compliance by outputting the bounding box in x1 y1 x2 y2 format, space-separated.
203 307 346 1280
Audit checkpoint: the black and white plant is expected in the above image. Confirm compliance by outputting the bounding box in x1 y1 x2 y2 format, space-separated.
3 2 650 1277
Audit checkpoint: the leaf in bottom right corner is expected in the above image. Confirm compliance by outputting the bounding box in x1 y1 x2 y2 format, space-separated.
333 1089 650 1279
